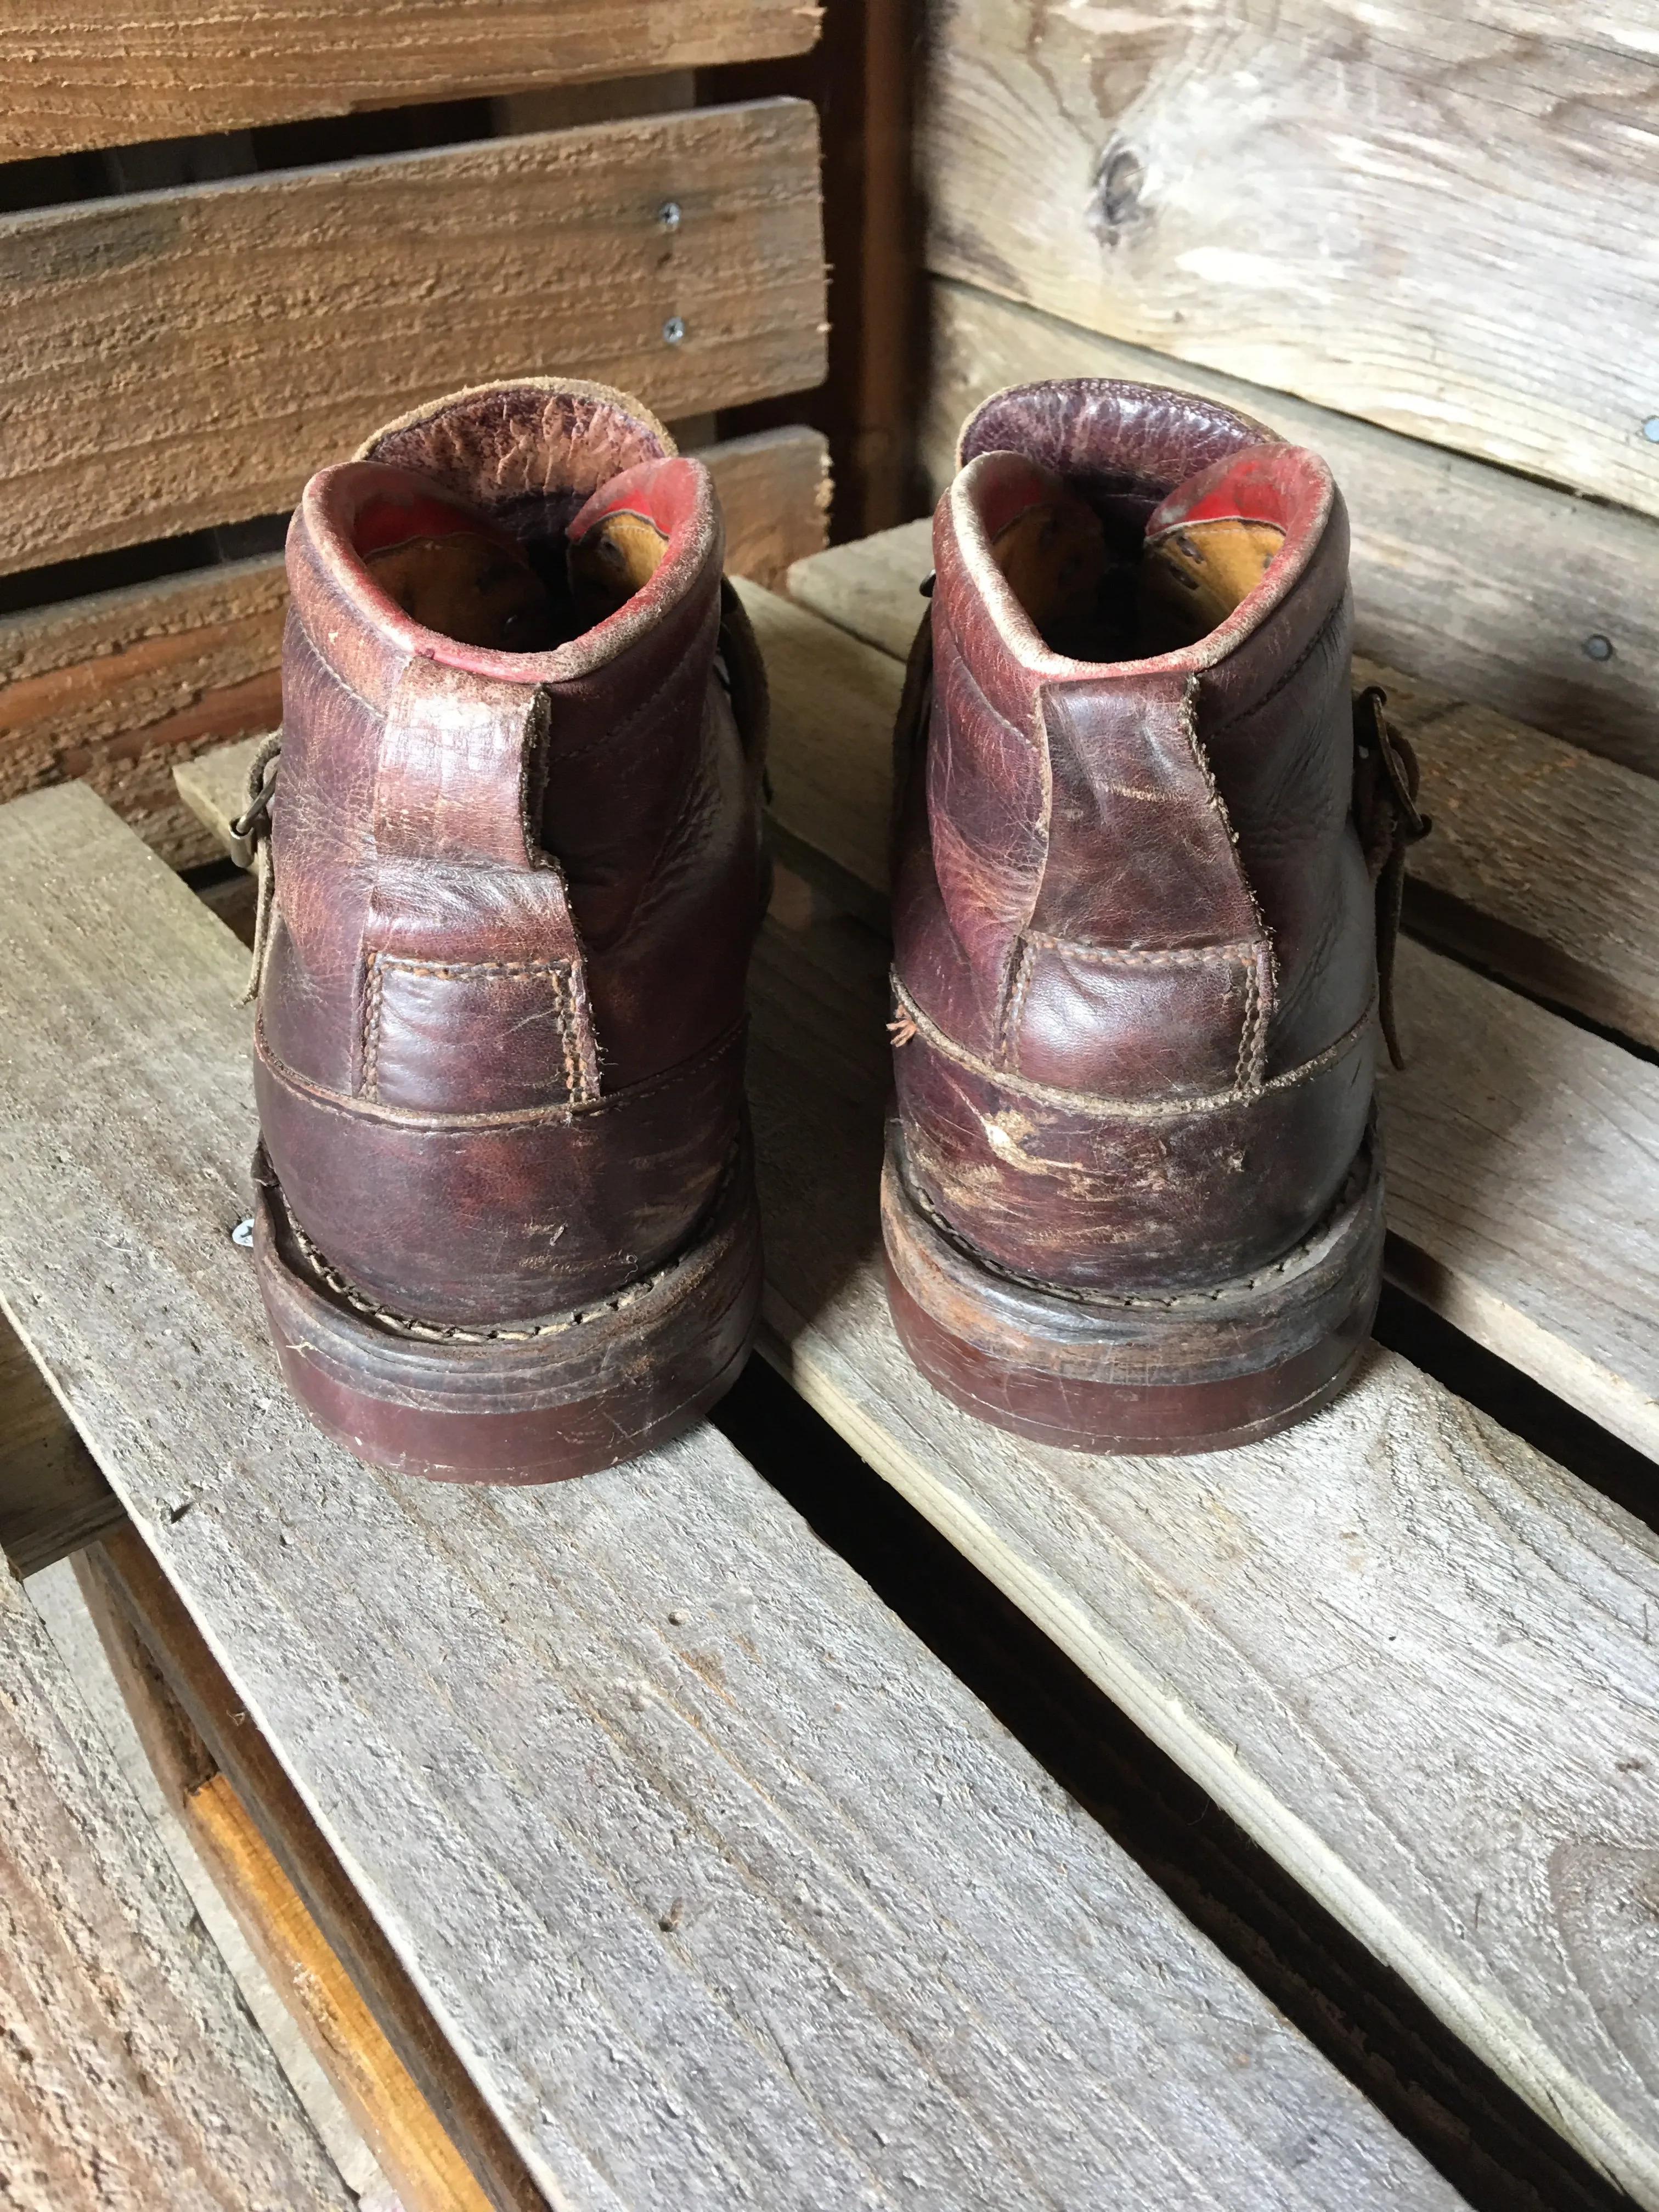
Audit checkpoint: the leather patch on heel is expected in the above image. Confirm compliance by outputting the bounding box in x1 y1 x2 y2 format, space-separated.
360 954 597 1112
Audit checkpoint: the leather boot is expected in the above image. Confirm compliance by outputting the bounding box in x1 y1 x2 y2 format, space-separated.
884 379 1425 1453
245 379 769 1482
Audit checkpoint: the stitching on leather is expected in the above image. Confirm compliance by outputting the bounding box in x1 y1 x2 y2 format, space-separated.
1208 592 1346 737
891 973 1372 1121
361 959 385 1102
1023 932 1263 968
257 1012 745 1130
1233 960 1259 1095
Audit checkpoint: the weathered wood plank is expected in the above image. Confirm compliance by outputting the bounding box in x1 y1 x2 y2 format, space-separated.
0 1556 353 2209
923 281 1659 780
0 101 826 575
0 3 820 160
0 780 1461 2211
0 426 829 869
0 1309 125 1576
783 532 1659 1053
744 900 1659 2208
921 6 1659 522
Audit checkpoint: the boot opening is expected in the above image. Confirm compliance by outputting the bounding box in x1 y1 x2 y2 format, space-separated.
979 448 1304 663
347 467 679 656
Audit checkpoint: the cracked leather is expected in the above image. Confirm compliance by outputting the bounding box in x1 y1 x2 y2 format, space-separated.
255 382 768 1325
892 379 1376 1296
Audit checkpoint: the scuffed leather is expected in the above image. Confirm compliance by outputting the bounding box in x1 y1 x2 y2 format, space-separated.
894 380 1377 1295
256 382 766 1325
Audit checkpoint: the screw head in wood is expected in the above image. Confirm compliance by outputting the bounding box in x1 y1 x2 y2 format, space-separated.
232 1217 254 1248
1583 633 1615 661
662 315 686 346
659 200 682 231
1644 417 1659 443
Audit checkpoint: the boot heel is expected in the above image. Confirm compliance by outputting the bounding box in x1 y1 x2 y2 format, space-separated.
881 1124 1382 1455
251 1137 761 1484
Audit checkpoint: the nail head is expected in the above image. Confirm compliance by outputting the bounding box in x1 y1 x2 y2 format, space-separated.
658 200 682 231
231 1217 255 1248
1643 416 1659 443
1583 633 1615 662
662 315 686 346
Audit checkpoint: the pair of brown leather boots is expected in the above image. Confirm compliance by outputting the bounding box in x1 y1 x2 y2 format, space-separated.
246 376 1422 1483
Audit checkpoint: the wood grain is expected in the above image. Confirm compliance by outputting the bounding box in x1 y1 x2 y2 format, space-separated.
0 780 1460 2212
785 533 1659 1052
0 1558 352 2209
1 3 820 160
744 901 1659 2208
921 4 1659 521
924 281 1659 779
0 101 826 574
0 427 829 869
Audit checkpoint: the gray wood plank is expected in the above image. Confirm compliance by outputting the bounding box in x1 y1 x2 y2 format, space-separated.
924 280 1659 781
0 1552 353 2209
746 902 1659 2209
0 780 1460 2212
919 7 1659 524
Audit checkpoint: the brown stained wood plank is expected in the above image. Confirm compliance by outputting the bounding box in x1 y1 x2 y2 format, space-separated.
0 4 821 161
742 902 1659 2207
0 1559 353 2210
0 427 828 867
921 7 1659 523
0 102 826 575
784 532 1659 1052
924 283 1659 780
0 780 1462 2212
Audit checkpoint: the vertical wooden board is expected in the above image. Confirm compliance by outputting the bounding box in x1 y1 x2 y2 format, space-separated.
0 4 821 160
0 427 829 865
921 2 1659 518
0 781 1466 2212
922 281 1659 779
743 905 1659 2210
0 1565 353 2209
0 100 826 572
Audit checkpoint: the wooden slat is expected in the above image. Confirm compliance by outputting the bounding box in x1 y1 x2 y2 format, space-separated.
0 781 1463 2212
785 526 1659 1054
0 1560 353 2209
744 901 1659 2208
0 101 825 575
921 7 1659 522
1 5 820 161
0 426 830 871
923 281 1659 780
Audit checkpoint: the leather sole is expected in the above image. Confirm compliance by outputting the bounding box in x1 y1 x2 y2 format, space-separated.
251 1136 761 1483
881 1123 1383 1455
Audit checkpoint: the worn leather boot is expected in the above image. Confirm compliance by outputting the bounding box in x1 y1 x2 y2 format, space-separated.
244 379 769 1482
884 379 1425 1453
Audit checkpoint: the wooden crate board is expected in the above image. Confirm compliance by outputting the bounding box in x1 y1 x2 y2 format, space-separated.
0 1559 353 2209
0 780 1463 2212
785 525 1659 1076
744 903 1659 2209
1 3 820 161
0 100 826 575
0 426 830 871
924 282 1659 781
920 7 1659 524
